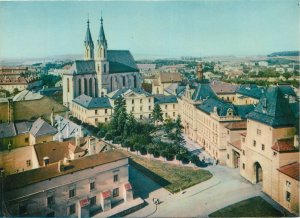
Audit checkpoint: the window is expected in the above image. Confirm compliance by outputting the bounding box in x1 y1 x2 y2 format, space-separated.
95 110 98 115
90 182 95 191
148 98 151 103
140 99 142 103
47 195 55 208
165 113 168 118
105 118 108 123
253 140 256 147
286 181 291 187
165 105 167 109
113 174 118 182
69 204 76 215
131 107 134 112
148 114 151 119
173 112 175 117
286 191 291 202
95 118 98 123
242 137 245 142
227 154 229 159
90 196 96 206
103 64 106 73
257 129 261 135
140 106 142 111
132 99 134 104
25 137 29 143
26 160 31 167
67 78 70 92
173 104 175 109
262 144 265 151
122 76 125 86
149 106 151 110
69 187 76 198
242 163 245 169
105 109 108 114
243 150 245 155
113 188 119 197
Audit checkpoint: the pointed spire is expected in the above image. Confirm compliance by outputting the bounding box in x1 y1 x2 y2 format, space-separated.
98 16 107 47
84 18 94 47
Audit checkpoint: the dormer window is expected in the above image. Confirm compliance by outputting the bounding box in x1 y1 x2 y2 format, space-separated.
227 108 233 116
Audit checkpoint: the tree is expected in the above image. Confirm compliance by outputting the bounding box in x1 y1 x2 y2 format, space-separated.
123 113 137 138
151 104 163 125
190 154 200 165
174 116 185 147
12 88 20 96
110 96 127 135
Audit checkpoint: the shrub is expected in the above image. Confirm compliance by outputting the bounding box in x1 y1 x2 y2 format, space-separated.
104 132 113 141
113 136 122 144
190 154 200 165
153 150 160 158
97 129 107 138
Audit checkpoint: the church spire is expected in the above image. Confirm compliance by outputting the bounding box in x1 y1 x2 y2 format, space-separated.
96 16 107 61
84 18 94 60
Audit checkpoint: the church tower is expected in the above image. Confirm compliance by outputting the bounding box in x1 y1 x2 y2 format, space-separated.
95 16 109 96
84 19 94 60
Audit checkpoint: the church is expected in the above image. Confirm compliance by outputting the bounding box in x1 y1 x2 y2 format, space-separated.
63 17 141 107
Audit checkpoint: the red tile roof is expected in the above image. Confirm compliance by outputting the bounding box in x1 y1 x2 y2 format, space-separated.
271 138 297 152
211 82 239 94
102 190 111 199
278 162 299 181
229 140 242 150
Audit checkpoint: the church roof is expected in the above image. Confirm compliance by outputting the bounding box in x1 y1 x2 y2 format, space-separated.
246 86 296 127
107 50 139 73
98 17 107 47
73 94 112 109
68 50 139 75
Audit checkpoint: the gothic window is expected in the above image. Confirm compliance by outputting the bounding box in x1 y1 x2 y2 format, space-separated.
110 77 113 91
122 76 126 87
89 78 93 97
133 75 137 88
78 79 82 95
94 78 98 97
84 78 88 95
67 78 70 92
104 64 106 73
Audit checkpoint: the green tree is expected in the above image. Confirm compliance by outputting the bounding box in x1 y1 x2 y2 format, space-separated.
123 113 137 138
151 104 163 125
174 116 185 146
110 96 127 135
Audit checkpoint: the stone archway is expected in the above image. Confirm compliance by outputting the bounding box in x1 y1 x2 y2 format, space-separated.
254 162 263 183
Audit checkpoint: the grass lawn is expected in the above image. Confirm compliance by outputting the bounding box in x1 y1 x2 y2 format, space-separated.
209 196 285 217
119 150 212 193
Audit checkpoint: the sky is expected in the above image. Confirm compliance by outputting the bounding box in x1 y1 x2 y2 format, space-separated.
0 0 299 59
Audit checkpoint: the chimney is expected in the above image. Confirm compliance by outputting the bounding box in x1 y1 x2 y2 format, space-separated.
43 156 50 166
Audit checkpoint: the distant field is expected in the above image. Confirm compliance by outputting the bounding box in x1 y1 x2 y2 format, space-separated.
119 150 212 193
209 196 285 217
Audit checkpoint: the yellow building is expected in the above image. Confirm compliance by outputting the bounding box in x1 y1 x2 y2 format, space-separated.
239 86 299 215
71 94 113 126
154 94 178 120
152 72 182 94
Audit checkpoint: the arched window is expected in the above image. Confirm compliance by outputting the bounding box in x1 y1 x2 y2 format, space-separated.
67 78 70 92
94 78 98 97
133 75 137 88
84 78 88 95
122 76 126 87
103 64 106 73
110 77 113 91
78 78 82 95
89 78 93 97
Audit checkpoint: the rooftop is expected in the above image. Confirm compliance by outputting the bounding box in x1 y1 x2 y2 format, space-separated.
278 162 299 181
108 88 152 99
211 81 239 94
225 121 247 130
236 84 264 99
271 137 298 153
73 94 112 109
159 72 182 83
30 117 58 137
4 150 128 191
154 94 178 104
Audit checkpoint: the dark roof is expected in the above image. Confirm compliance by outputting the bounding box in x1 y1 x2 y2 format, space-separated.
73 94 112 109
154 95 178 104
70 60 96 75
278 85 296 97
4 150 128 191
271 137 298 152
191 83 218 101
197 98 236 116
15 121 32 134
109 88 151 99
278 162 299 181
236 84 265 99
107 50 139 73
30 118 58 137
0 123 16 138
39 87 62 96
246 86 296 127
211 81 239 94
234 105 255 119
175 85 186 97
84 20 94 47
